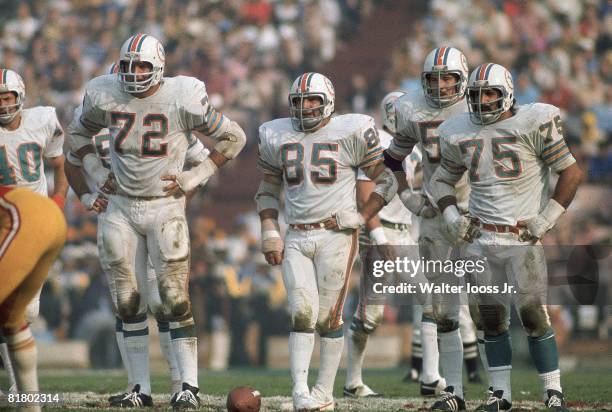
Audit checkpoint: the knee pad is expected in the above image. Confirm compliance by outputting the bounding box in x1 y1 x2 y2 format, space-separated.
117 290 142 320
355 304 384 333
288 288 317 332
433 303 460 333
157 258 190 320
155 214 190 263
518 301 550 337
479 304 510 336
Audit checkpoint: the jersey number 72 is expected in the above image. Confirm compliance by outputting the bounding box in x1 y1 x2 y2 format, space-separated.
111 112 168 157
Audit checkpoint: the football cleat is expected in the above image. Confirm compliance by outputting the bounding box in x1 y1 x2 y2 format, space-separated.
421 378 447 397
292 391 330 411
343 383 381 398
110 384 153 408
475 390 512 411
172 382 200 410
430 386 466 411
310 386 335 411
545 389 569 411
108 391 128 404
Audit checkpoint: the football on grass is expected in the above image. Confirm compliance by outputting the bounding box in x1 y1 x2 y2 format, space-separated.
226 386 261 412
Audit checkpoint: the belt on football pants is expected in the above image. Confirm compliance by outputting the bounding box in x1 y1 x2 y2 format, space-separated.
289 220 328 230
473 219 521 235
380 220 411 231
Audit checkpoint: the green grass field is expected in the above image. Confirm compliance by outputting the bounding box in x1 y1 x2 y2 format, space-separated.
2 366 611 410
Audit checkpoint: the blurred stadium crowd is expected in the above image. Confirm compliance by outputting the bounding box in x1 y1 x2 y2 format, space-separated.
0 0 609 367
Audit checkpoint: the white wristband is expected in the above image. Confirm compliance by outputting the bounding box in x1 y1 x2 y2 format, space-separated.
442 205 461 225
262 230 281 240
541 198 565 224
369 226 388 245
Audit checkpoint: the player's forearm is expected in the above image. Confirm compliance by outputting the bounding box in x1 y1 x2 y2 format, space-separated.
52 160 69 198
551 163 583 208
359 193 386 223
357 180 383 231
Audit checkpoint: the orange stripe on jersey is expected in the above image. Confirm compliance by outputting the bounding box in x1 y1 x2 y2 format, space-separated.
0 69 5 85
545 147 570 164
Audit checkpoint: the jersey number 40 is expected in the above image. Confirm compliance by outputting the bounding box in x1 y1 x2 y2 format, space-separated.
0 143 43 184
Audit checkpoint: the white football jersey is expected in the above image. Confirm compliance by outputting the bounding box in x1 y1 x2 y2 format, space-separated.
68 123 209 192
258 114 384 224
0 106 64 195
391 89 469 209
70 74 228 196
438 103 576 225
357 128 421 224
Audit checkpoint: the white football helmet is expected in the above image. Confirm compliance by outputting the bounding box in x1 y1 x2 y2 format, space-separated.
421 47 468 108
118 33 165 93
467 63 515 125
0 69 25 124
380 91 406 134
288 72 335 132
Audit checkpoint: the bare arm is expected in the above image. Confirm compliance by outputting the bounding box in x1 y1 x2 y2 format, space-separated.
48 155 68 199
551 162 583 208
256 173 284 265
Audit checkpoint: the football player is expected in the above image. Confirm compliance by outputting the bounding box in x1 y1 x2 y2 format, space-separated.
430 62 582 411
344 90 423 398
64 61 210 404
67 34 246 408
0 186 67 412
383 48 486 408
255 72 397 410
0 68 68 394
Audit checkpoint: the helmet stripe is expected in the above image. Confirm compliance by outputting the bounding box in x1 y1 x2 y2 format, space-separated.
300 72 310 92
130 34 143 52
442 47 451 65
135 34 148 52
305 72 314 91
0 69 5 84
478 63 489 80
484 63 494 80
435 47 446 65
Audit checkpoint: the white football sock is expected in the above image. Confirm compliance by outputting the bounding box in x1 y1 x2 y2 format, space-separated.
540 369 562 400
157 322 180 393
476 329 492 387
421 320 441 383
313 336 344 400
439 329 463 398
122 318 151 395
0 341 17 391
114 318 133 391
489 365 512 403
345 328 368 389
170 319 198 388
5 326 38 393
290 332 315 394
